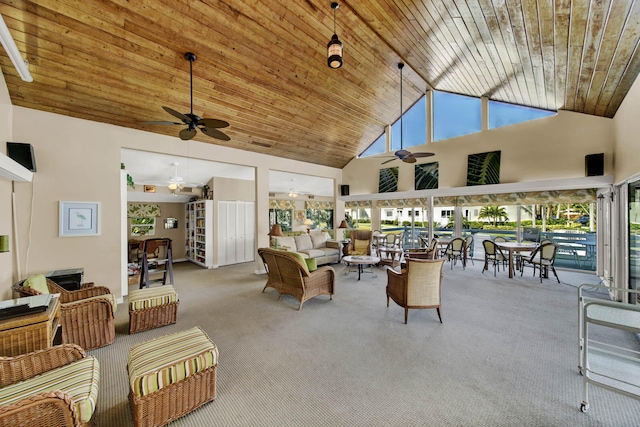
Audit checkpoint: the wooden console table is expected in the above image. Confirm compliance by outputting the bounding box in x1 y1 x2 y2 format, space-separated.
0 296 60 357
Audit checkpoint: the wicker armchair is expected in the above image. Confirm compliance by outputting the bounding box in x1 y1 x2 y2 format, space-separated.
0 344 99 427
13 278 116 350
258 247 335 310
386 258 445 324
346 230 373 256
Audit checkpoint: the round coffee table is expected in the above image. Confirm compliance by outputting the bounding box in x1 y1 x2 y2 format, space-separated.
343 255 380 280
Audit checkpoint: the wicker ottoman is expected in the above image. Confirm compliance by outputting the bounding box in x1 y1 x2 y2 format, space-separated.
128 285 179 334
128 326 218 427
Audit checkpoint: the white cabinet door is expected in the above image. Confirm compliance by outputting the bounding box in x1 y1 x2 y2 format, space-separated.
217 201 255 266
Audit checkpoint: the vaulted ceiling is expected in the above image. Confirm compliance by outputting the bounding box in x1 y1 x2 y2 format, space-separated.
1 1 639 169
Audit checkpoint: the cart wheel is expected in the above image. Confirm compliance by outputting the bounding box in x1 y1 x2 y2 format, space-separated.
581 403 589 413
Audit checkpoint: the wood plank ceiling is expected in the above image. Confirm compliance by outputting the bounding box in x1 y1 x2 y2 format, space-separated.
1 1 639 169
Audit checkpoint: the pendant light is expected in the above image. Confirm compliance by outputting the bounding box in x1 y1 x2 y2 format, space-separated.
327 2 343 69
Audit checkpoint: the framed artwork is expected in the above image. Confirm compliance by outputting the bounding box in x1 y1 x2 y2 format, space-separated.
415 162 439 190
143 185 156 193
59 201 101 237
379 167 399 193
467 151 501 186
295 210 305 223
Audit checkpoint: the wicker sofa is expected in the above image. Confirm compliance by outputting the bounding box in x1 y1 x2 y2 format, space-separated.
0 344 100 427
13 275 116 351
270 232 340 265
258 247 335 310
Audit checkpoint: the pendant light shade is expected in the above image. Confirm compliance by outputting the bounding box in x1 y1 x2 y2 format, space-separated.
327 2 343 69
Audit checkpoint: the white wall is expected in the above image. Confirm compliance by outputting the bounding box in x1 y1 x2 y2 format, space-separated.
7 106 342 301
0 72 14 299
613 72 640 182
343 110 614 195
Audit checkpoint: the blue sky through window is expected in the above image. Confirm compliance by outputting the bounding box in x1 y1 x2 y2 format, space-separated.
433 91 481 141
391 96 426 151
489 100 556 129
360 132 386 157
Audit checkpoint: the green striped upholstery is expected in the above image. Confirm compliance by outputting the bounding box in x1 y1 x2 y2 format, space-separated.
129 285 178 311
128 326 217 397
0 356 100 424
72 293 118 314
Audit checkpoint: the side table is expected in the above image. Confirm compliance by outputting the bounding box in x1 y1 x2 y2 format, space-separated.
378 247 403 268
0 295 60 357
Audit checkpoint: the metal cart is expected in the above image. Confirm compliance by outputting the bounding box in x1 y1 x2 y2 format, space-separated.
578 284 640 413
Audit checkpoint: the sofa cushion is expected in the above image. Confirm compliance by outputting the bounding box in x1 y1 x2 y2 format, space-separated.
23 274 49 294
272 236 296 251
353 239 370 255
128 326 218 398
311 233 329 249
294 234 313 251
129 285 177 312
0 356 100 424
317 247 340 257
299 249 326 259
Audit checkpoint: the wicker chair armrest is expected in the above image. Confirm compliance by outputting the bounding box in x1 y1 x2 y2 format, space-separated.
11 282 40 298
61 296 114 314
0 344 86 387
303 266 335 291
0 390 80 427
386 268 407 303
80 282 96 289
56 286 112 304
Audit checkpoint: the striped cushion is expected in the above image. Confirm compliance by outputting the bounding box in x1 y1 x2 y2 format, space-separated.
129 285 178 311
128 326 218 397
0 356 99 424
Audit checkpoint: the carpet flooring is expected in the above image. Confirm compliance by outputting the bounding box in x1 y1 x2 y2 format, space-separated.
90 258 640 426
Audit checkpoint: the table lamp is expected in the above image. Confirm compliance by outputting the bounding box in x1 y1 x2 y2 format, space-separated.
338 219 349 241
304 218 313 233
268 224 283 249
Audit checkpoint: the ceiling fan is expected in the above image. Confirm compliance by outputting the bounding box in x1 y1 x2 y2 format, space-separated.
381 62 434 165
142 52 231 141
148 162 203 193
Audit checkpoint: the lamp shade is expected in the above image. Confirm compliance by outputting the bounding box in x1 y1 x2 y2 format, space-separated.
338 220 349 229
327 34 343 69
268 224 283 237
303 218 313 226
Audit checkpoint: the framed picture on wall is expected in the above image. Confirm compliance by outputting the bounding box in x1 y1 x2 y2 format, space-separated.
467 151 501 186
59 201 101 237
379 167 399 193
295 210 305 223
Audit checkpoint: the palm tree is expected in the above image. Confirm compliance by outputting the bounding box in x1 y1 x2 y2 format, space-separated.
478 206 509 226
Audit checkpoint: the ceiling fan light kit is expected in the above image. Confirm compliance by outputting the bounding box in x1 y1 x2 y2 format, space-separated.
143 52 231 141
327 2 343 69
381 62 434 165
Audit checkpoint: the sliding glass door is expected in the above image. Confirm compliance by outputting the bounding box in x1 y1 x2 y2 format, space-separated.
628 179 640 303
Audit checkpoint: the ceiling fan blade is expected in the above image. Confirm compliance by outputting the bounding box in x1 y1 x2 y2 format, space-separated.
395 149 411 158
163 106 191 123
198 118 230 128
381 158 397 165
140 121 182 125
200 127 231 141
410 152 435 158
179 128 197 140
402 157 417 163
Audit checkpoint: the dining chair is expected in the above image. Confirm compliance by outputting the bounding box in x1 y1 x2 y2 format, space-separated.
493 236 508 243
444 237 465 269
463 235 474 266
520 242 560 283
482 240 506 276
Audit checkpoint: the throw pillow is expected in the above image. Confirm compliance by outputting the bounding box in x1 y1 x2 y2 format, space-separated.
305 258 318 272
354 239 369 254
23 273 49 294
289 251 310 273
311 233 328 249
